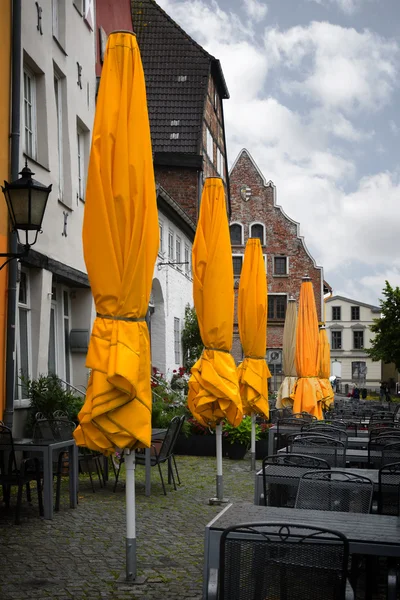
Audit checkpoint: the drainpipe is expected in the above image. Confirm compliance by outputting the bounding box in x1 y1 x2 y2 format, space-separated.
4 0 21 429
220 98 231 219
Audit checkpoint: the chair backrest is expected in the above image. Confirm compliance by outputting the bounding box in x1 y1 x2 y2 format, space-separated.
276 417 310 450
219 522 349 600
295 470 373 513
378 461 400 515
287 433 346 467
382 442 400 467
303 425 348 447
0 424 17 475
158 416 182 461
369 412 394 427
292 412 317 422
369 424 399 439
262 453 330 508
35 418 75 441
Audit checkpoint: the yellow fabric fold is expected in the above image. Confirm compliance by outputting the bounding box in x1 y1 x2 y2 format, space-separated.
188 178 242 428
318 327 335 410
74 32 158 455
237 238 270 417
292 280 324 420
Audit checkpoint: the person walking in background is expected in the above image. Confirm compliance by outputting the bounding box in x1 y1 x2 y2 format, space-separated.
380 383 385 401
385 384 391 403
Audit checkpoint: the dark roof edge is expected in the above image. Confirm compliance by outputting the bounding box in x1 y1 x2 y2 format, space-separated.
326 295 381 312
156 184 196 240
141 0 229 98
154 152 203 169
19 247 90 288
210 59 229 99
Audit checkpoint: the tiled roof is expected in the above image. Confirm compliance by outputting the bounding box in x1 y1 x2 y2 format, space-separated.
131 0 229 155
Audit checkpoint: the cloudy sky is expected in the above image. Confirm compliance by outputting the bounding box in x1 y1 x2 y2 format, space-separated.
157 0 399 306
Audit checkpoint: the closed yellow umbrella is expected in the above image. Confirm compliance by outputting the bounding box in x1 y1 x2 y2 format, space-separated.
188 177 242 501
276 297 298 409
73 31 158 581
292 277 324 420
74 31 158 455
237 238 270 417
318 326 335 410
188 177 242 428
237 238 270 469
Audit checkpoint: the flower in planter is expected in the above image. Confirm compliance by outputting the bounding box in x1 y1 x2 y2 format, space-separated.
187 417 214 436
259 422 272 440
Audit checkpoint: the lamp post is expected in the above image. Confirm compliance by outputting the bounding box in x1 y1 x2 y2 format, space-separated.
0 162 52 270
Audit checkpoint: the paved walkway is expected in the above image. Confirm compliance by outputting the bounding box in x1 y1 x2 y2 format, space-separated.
0 454 390 599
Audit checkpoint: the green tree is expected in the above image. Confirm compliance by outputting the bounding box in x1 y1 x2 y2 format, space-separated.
366 281 400 370
181 304 203 368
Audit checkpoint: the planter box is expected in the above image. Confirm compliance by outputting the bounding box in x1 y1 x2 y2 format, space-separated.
226 442 248 460
174 434 216 456
255 439 269 460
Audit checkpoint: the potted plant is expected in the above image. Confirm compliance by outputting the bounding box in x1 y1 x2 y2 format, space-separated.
256 421 271 460
222 416 259 460
174 417 216 456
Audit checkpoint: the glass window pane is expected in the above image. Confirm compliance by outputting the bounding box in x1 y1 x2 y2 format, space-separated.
251 224 264 243
64 317 70 383
63 290 69 316
48 307 56 374
19 308 29 397
232 256 242 277
230 225 242 245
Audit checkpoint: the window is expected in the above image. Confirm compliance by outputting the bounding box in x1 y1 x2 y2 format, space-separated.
23 68 37 159
15 271 31 401
232 255 243 277
168 230 174 260
174 317 181 364
268 295 287 320
73 0 84 14
48 300 57 375
332 306 341 321
351 306 360 321
206 127 213 161
54 75 63 199
353 330 364 350
184 244 190 275
250 223 264 245
176 236 182 268
63 290 71 383
352 361 366 379
214 89 219 110
274 256 288 275
230 224 243 246
216 147 224 177
331 330 342 350
77 126 86 200
159 222 164 254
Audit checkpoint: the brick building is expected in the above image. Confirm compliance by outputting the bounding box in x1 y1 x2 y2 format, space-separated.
229 149 325 381
131 0 230 222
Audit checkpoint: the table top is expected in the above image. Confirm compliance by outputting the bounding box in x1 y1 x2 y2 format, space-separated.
207 502 400 553
258 465 380 485
13 437 76 448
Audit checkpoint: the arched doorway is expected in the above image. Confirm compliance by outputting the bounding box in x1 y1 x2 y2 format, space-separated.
150 278 166 374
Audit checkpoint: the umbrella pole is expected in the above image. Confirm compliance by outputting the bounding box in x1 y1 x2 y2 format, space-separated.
251 413 256 471
125 449 137 581
209 423 228 505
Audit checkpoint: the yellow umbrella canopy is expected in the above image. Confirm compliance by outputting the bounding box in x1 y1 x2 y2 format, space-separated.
276 298 298 409
74 31 159 456
318 326 335 409
188 178 242 428
237 238 271 417
292 277 324 420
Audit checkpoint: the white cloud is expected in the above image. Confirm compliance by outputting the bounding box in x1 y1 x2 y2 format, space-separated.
265 22 398 113
308 0 377 15
390 120 400 135
244 0 268 21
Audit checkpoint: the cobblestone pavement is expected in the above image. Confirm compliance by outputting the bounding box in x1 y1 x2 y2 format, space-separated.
0 454 392 599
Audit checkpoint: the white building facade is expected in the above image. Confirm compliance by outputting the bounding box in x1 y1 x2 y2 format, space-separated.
14 1 96 426
151 187 195 377
325 295 381 392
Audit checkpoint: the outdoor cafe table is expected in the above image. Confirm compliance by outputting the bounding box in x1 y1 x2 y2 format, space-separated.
254 465 380 505
278 446 377 464
13 437 78 520
267 424 369 455
203 502 400 599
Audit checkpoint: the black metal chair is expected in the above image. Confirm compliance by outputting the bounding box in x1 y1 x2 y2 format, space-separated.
382 441 400 467
302 424 349 450
0 425 43 524
209 522 354 600
286 433 346 467
113 416 182 495
295 470 373 514
262 453 330 507
378 462 400 515
276 417 310 451
369 424 400 440
368 436 400 468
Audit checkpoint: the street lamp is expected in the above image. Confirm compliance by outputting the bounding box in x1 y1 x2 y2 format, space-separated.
0 162 52 270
